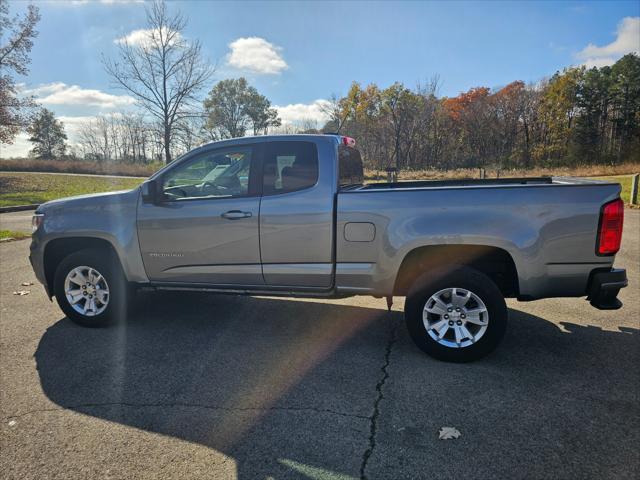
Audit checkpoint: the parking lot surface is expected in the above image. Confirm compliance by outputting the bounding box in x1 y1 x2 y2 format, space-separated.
1 211 638 479
0 210 34 233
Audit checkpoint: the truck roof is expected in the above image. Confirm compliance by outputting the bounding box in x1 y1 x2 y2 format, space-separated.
196 134 341 151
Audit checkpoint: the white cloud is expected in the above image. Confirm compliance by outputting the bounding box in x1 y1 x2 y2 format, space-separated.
23 83 135 109
7 83 131 155
275 99 330 127
576 17 640 68
0 133 31 159
581 57 620 69
114 27 182 48
227 37 288 75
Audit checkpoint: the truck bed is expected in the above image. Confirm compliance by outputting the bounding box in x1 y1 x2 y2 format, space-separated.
335 176 622 299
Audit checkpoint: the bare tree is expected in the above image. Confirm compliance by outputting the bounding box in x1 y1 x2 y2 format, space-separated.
319 93 348 133
79 116 112 162
121 113 144 162
79 113 157 163
103 1 213 163
298 118 319 133
172 114 208 154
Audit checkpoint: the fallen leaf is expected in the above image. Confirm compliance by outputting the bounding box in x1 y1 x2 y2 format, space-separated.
438 426 461 440
12 290 30 296
21 282 34 286
8 420 17 427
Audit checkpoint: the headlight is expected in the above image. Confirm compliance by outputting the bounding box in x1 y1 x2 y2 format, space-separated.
32 213 44 233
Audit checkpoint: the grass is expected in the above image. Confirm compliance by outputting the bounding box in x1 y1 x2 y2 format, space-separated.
0 172 143 208
0 229 30 241
591 175 636 204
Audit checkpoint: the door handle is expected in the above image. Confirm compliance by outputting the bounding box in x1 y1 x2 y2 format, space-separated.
221 210 252 220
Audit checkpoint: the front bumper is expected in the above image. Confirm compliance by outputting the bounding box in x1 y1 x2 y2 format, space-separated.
587 268 627 310
29 234 50 297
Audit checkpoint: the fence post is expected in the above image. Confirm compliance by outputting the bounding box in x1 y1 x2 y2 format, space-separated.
479 168 485 179
631 174 639 205
385 167 397 183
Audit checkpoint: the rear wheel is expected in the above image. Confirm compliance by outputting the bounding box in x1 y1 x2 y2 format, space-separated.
54 248 128 327
405 266 507 362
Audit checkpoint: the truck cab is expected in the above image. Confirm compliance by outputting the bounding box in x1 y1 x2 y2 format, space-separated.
138 135 340 289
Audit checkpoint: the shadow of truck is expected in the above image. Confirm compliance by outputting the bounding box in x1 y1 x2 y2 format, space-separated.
35 292 639 479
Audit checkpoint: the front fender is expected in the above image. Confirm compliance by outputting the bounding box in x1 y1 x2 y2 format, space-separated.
34 188 148 285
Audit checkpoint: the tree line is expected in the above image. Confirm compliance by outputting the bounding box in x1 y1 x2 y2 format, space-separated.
72 76 283 164
329 54 639 171
2 0 638 171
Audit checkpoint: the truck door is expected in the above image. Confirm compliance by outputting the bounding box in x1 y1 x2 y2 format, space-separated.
259 139 335 288
137 144 264 285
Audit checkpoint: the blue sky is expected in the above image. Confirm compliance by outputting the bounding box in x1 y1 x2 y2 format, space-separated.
3 0 639 157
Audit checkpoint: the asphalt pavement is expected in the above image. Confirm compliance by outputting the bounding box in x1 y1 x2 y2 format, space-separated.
0 210 34 234
1 210 638 479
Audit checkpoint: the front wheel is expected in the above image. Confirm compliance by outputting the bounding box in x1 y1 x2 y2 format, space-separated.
405 266 508 362
54 248 128 327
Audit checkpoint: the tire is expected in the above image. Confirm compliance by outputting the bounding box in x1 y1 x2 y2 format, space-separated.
53 248 128 327
405 266 507 362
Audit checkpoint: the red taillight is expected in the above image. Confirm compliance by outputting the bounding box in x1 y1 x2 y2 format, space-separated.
341 136 356 148
597 198 624 255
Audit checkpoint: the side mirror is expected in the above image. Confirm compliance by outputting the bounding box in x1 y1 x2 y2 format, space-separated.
141 179 161 204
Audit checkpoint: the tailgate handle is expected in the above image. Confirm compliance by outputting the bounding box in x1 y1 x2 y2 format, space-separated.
221 210 252 220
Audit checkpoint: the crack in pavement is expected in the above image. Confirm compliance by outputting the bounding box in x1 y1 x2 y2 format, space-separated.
359 313 400 480
3 403 370 422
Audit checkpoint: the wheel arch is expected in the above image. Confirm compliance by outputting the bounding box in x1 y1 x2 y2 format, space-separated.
393 244 519 297
43 237 120 297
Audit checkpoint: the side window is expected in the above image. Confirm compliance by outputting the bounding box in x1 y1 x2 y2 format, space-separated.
338 145 364 186
161 147 253 200
263 141 319 195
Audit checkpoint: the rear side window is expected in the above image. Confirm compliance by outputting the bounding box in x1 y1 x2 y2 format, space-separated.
262 141 319 194
339 145 364 186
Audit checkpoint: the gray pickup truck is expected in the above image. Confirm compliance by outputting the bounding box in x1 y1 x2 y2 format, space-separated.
29 134 627 361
